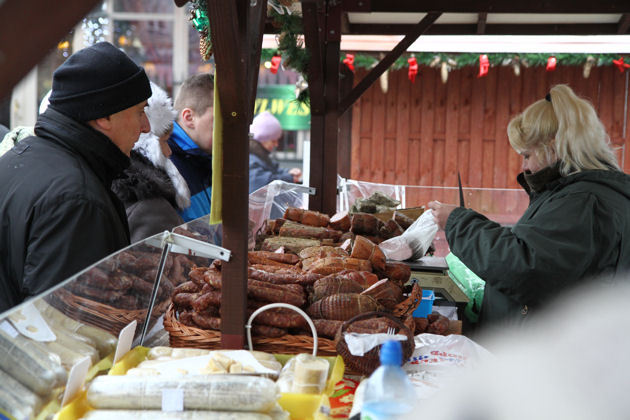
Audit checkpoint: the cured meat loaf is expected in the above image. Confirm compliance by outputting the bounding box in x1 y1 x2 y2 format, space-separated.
350 213 382 236
261 236 320 254
284 208 330 227
350 235 386 271
311 276 364 303
248 267 322 285
279 221 342 242
307 293 381 321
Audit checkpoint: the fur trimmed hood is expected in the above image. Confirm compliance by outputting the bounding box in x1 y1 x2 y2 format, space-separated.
130 132 190 209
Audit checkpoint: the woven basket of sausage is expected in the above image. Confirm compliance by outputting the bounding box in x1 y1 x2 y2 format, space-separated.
163 303 339 356
334 310 416 376
47 288 169 336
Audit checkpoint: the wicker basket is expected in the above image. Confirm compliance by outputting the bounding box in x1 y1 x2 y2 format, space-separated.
163 303 339 356
334 311 415 376
48 288 168 336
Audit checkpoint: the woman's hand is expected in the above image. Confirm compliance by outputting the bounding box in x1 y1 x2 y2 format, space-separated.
427 201 458 230
289 167 302 183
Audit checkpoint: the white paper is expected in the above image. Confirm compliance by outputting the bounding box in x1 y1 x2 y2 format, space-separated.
142 350 276 376
113 320 137 364
61 356 91 407
0 320 19 338
344 332 408 356
161 388 184 411
8 302 56 342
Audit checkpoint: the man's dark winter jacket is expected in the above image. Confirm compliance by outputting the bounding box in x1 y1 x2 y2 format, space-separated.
0 108 131 312
445 168 630 328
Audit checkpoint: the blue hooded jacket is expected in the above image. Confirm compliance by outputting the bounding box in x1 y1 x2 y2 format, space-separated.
167 122 212 222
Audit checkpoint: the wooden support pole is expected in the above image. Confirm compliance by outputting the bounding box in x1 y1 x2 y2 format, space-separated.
302 0 326 212
207 0 255 349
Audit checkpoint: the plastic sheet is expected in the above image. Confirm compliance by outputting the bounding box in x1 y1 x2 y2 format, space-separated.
337 176 529 256
445 253 486 323
248 180 309 250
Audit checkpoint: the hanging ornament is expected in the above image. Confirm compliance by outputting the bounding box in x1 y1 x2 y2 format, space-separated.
270 54 282 74
582 55 596 78
343 53 355 72
408 56 418 83
511 56 521 76
612 57 630 73
429 55 441 68
478 54 489 78
378 54 388 93
294 75 308 99
441 61 449 84
546 56 557 72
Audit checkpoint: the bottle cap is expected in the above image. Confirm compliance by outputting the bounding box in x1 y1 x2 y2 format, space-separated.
380 340 402 365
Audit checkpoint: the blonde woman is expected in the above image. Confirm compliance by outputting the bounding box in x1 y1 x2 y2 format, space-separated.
428 84 630 330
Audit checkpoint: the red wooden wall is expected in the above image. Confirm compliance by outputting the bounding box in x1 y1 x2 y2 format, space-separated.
349 65 630 212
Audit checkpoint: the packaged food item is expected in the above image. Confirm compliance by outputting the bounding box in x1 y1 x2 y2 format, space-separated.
291 354 329 395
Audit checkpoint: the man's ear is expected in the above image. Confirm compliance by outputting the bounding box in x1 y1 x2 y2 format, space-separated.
179 108 195 129
87 116 113 133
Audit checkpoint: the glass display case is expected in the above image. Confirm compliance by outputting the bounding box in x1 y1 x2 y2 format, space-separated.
0 229 228 419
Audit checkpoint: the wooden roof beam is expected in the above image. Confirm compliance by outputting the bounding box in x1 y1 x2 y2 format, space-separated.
618 14 630 34
346 23 623 36
338 12 441 115
0 0 102 100
366 0 630 13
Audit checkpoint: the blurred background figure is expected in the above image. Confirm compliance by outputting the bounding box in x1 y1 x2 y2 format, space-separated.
112 82 190 242
249 110 302 193
409 278 630 420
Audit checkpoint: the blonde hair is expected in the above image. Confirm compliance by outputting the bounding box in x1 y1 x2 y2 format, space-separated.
507 84 619 175
174 73 214 117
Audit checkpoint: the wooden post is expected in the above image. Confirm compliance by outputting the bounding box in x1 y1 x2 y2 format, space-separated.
206 0 265 349
338 65 354 178
304 0 341 215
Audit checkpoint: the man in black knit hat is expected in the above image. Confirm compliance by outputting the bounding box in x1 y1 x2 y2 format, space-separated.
0 42 152 311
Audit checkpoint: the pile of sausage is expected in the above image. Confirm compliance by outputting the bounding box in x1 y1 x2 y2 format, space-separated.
64 248 208 311
171 207 450 339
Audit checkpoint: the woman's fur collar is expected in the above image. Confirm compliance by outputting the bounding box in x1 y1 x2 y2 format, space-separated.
122 133 190 209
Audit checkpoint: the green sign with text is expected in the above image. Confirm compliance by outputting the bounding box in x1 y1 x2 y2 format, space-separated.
254 85 310 131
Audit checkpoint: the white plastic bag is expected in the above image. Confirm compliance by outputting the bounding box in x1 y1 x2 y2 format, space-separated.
380 209 438 261
403 333 494 399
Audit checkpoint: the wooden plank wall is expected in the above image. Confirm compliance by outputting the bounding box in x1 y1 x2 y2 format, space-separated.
349 65 630 215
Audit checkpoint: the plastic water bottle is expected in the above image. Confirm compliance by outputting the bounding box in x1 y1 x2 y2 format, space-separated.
360 340 416 420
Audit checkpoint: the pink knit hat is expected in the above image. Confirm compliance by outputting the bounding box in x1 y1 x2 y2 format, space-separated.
250 111 282 142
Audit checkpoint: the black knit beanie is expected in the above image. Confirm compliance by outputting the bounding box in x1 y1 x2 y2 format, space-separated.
48 42 151 121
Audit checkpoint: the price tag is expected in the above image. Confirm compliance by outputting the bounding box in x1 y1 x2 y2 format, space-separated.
162 388 184 411
0 320 19 338
61 356 91 407
113 320 137 364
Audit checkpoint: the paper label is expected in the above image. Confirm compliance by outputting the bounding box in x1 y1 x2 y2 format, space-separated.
162 388 184 411
61 356 91 407
113 320 137 364
8 302 56 342
0 320 19 338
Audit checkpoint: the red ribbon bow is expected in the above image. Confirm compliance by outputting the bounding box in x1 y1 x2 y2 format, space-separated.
270 54 282 74
546 56 557 72
478 54 489 78
343 53 355 72
613 57 630 73
408 57 418 83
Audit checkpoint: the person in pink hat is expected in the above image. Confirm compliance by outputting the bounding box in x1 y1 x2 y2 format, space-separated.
248 111 301 193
